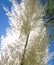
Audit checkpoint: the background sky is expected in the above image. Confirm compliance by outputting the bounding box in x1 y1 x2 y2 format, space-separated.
0 0 54 64
0 0 12 45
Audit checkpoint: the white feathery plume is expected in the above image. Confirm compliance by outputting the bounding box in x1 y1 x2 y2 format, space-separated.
1 0 52 65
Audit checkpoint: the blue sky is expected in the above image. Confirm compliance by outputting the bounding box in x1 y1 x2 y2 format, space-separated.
0 0 22 37
0 0 54 64
0 0 12 45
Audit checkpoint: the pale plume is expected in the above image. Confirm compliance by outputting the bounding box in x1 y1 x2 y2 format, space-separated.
1 0 52 65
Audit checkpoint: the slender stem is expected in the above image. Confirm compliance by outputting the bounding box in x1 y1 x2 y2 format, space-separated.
20 34 29 65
